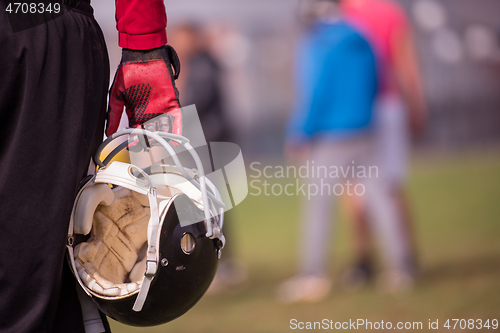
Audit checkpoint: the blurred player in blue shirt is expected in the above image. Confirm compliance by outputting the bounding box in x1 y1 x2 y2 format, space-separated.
279 0 414 302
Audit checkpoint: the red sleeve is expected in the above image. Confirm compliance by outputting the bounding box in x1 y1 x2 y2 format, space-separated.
115 0 168 50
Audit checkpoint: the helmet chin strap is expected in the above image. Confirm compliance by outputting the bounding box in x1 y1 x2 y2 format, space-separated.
94 161 162 312
133 187 160 312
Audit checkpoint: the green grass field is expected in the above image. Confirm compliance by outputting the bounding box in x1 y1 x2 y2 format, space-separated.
110 150 500 332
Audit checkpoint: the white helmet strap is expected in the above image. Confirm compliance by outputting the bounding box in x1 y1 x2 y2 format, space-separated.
133 186 160 312
94 162 161 312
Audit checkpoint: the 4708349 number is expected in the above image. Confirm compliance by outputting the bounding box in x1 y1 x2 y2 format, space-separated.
444 319 498 330
5 3 61 14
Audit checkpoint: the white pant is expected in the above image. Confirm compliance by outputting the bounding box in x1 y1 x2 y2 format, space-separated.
374 93 410 187
298 135 411 276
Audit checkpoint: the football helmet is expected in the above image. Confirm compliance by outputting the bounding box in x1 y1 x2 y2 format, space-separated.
67 129 225 327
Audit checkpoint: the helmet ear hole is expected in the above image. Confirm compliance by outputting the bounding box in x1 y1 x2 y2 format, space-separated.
180 233 196 255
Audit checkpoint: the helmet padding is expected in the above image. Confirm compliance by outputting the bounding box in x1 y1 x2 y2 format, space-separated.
75 187 150 297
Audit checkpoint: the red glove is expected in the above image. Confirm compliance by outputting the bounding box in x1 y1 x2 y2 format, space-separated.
106 45 182 138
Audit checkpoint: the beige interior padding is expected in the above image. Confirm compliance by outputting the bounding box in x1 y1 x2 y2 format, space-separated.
75 187 150 297
74 183 115 235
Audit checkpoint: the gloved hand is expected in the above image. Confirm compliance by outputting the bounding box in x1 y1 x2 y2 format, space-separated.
106 45 182 139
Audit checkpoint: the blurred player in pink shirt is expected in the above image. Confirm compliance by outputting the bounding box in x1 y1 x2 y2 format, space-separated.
339 0 427 293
